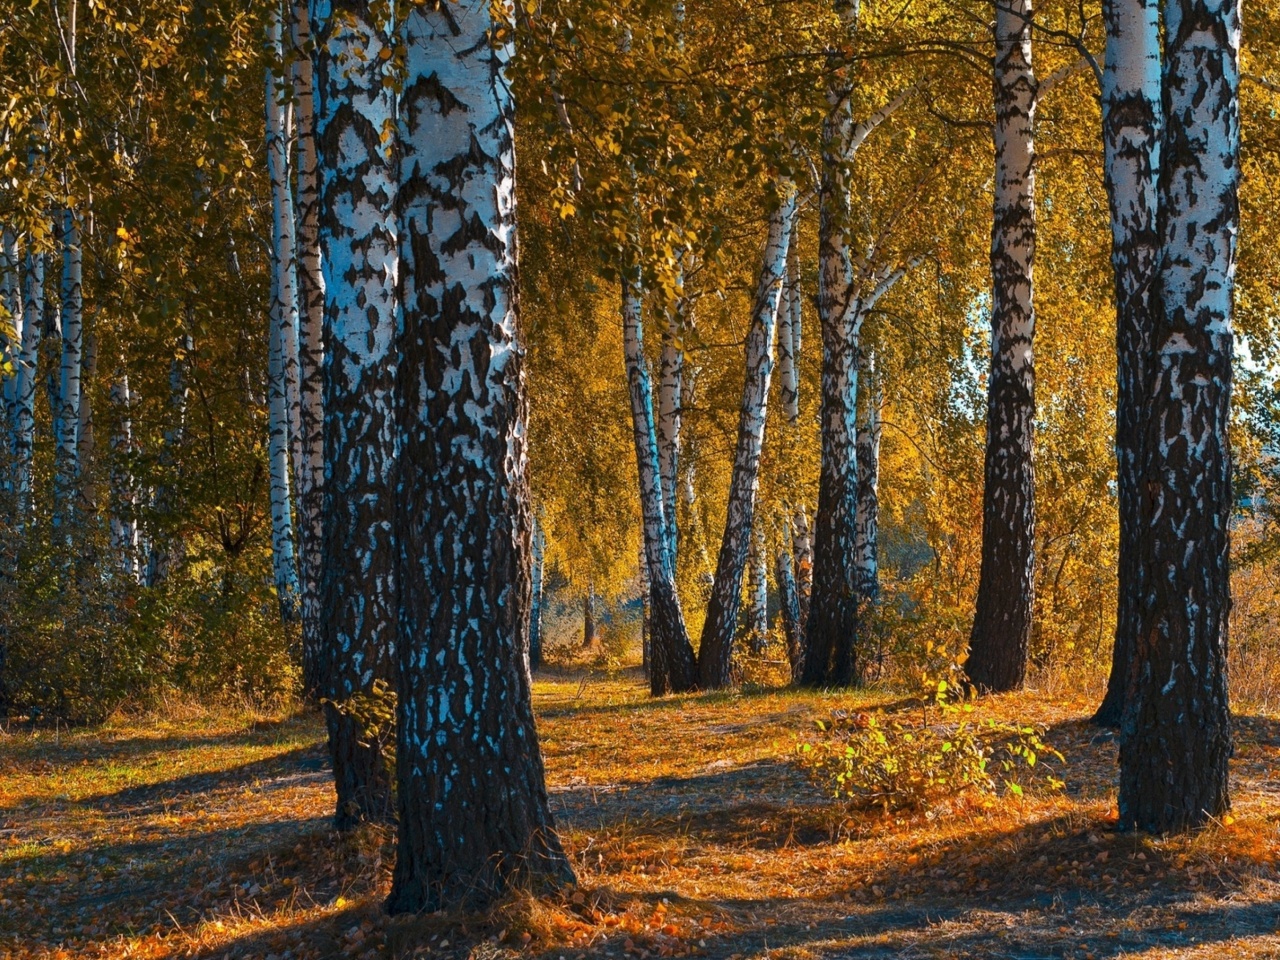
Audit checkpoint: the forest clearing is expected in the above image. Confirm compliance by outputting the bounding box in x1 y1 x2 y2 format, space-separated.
2 666 1279 960
2 0 1279 956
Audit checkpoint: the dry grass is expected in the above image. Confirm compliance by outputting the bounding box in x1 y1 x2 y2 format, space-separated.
1 666 1278 960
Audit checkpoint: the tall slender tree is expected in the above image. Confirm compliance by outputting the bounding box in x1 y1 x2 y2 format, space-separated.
1118 0 1238 833
853 350 881 606
965 0 1038 694
53 209 82 529
266 6 301 622
623 273 699 694
289 0 327 697
1092 0 1162 728
388 0 575 912
109 370 140 579
699 183 796 687
312 0 397 829
15 248 44 524
801 1 916 688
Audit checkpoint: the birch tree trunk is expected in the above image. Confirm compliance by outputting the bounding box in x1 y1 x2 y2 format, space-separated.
777 220 802 424
699 185 796 688
793 504 813 633
623 274 699 695
1 229 18 498
110 370 140 579
775 525 803 676
313 0 397 831
801 29 862 686
290 0 327 698
965 0 1037 694
388 0 575 913
530 514 545 672
76 332 97 510
1092 0 1162 729
656 293 686 563
15 248 44 524
854 351 881 605
266 7 302 623
1118 0 1238 833
53 209 82 531
145 333 191 586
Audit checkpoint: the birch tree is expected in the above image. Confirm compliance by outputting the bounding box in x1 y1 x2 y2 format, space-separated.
1092 0 1161 729
800 0 917 688
289 0 327 697
623 275 699 694
265 5 301 623
699 183 796 688
1 229 18 497
109 370 140 579
775 521 803 674
965 0 1038 694
854 350 881 605
388 0 575 913
777 233 802 424
53 209 82 529
1118 0 1238 833
313 0 397 830
14 248 44 523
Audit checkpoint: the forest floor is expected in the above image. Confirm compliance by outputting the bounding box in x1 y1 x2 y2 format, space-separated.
1 668 1279 960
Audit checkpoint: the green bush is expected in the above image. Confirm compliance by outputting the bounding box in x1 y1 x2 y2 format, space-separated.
795 683 1064 814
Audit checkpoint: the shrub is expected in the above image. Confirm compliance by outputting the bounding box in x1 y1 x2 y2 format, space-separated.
795 682 1063 814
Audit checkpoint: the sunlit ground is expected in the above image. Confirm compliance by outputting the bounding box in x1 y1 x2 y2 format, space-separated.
1 666 1278 959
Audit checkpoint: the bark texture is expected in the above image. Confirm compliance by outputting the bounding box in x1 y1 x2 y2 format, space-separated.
291 0 327 697
775 525 803 675
313 0 397 830
623 275 699 695
267 8 302 622
54 209 83 529
1117 0 1238 833
14 248 44 523
110 371 140 579
388 0 574 913
699 185 795 688
966 0 1038 694
854 351 881 606
1093 0 1162 728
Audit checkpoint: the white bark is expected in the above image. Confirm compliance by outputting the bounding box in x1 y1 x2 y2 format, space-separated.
110 371 140 579
313 0 399 827
390 0 574 908
698 182 797 688
623 273 699 693
0 228 18 496
656 286 686 561
15 248 44 523
54 209 83 529
290 0 326 694
267 5 302 623
854 351 881 603
777 229 802 423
